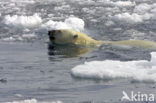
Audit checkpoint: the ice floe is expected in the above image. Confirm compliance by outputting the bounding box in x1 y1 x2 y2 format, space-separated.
111 0 136 7
38 17 85 32
2 33 37 42
134 3 152 14
3 13 42 29
112 13 153 24
6 99 63 103
10 0 35 4
71 52 156 82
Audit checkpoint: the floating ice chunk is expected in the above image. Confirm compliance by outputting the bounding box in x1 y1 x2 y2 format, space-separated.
112 13 142 23
22 33 37 39
2 37 17 42
134 3 156 20
1 33 37 42
151 8 156 13
5 98 63 103
38 20 71 32
10 0 35 4
112 1 136 7
134 3 152 14
98 0 135 7
38 17 85 32
105 20 115 26
134 3 156 13
150 4 156 19
65 17 85 31
112 13 153 24
141 13 153 20
54 5 71 11
3 13 42 29
71 52 156 82
14 94 23 98
2 36 23 42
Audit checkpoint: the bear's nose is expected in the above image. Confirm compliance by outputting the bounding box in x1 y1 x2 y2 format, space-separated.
48 30 56 36
50 36 55 40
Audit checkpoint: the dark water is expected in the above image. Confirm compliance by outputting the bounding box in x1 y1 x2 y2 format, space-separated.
0 0 156 103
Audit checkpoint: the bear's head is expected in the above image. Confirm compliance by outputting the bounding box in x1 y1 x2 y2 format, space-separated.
48 29 98 46
48 29 82 45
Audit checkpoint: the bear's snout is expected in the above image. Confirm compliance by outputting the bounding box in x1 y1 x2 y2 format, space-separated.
48 30 57 42
50 36 55 40
51 30 56 34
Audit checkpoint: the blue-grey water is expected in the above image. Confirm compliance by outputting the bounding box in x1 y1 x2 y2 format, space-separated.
0 0 156 103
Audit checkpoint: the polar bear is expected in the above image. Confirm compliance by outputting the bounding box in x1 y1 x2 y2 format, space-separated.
48 29 156 49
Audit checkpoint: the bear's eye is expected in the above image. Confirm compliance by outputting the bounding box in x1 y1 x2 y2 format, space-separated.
73 34 78 39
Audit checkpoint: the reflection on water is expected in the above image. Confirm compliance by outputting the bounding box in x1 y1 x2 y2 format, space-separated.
47 43 91 58
47 42 152 62
96 44 153 61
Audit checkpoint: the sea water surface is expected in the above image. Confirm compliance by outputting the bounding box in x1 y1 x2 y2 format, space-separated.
0 0 156 103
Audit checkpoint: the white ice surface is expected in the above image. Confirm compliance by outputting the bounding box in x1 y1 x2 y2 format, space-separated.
38 17 85 32
3 14 42 29
6 99 63 103
71 52 156 82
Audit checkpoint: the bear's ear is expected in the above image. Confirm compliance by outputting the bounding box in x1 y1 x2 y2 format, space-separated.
73 34 78 39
